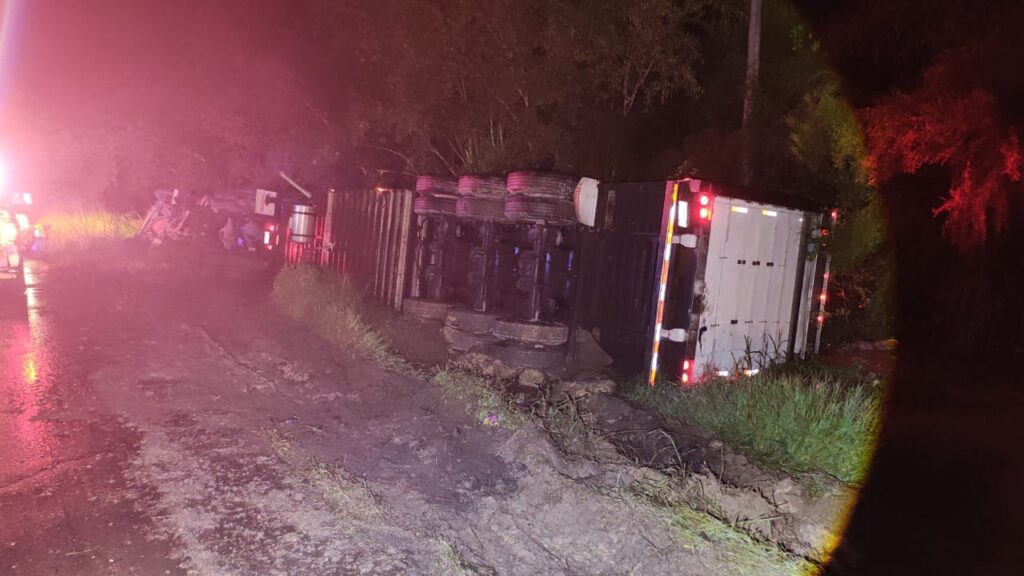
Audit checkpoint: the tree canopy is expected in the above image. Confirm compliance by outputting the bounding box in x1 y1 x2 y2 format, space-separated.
862 48 1022 249
323 0 736 179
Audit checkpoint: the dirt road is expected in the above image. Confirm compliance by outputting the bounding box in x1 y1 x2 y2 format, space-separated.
0 253 797 575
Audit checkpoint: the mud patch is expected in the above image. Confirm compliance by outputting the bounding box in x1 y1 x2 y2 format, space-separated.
128 413 438 575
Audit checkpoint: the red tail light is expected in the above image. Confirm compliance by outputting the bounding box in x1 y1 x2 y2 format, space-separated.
696 194 713 221
680 359 693 386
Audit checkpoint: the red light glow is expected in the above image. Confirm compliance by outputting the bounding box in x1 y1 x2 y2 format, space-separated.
699 195 710 206
699 207 711 220
817 314 825 323
683 360 690 371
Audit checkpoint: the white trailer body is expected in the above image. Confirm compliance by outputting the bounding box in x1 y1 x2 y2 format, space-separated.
645 179 830 384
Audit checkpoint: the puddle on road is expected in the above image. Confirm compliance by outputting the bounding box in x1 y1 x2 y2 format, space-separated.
0 261 62 485
0 261 185 574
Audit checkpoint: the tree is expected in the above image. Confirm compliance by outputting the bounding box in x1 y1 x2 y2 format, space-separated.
323 0 735 179
861 47 1022 250
786 75 891 340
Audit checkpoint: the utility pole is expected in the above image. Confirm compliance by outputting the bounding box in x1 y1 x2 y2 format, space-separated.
741 0 763 186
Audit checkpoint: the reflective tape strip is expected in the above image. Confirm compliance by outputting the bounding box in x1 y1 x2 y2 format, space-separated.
649 183 679 385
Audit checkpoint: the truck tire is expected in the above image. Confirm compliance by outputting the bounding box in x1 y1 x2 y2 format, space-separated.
442 325 492 352
456 197 506 221
493 318 570 346
415 175 459 196
504 196 575 226
414 195 457 216
506 171 577 200
445 308 500 335
485 341 566 370
457 175 508 198
402 297 453 321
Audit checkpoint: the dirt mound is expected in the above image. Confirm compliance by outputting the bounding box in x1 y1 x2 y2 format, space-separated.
573 388 855 562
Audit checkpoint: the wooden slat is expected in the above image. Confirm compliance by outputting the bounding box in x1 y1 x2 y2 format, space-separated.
393 191 413 309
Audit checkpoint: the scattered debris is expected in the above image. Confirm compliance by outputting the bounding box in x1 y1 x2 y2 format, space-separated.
517 369 546 388
550 377 616 401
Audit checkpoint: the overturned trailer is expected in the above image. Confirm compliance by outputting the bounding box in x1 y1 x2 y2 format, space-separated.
572 179 830 383
290 175 831 382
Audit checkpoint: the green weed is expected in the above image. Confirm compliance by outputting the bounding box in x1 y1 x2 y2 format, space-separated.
40 210 141 252
265 426 383 521
272 265 419 376
307 458 383 519
630 367 880 484
535 394 601 456
434 368 527 430
628 479 817 576
432 538 480 576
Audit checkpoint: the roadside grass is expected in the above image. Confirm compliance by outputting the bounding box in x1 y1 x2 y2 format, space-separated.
629 366 881 484
628 477 816 576
307 458 384 519
431 538 477 576
265 426 383 521
434 368 528 430
273 266 530 431
39 210 141 253
535 394 603 456
272 265 419 376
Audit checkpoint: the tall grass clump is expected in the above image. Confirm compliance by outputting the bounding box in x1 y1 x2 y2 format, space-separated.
272 265 417 376
40 210 141 252
631 368 881 483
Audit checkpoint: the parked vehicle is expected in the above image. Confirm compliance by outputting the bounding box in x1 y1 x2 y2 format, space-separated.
0 208 23 282
0 190 44 256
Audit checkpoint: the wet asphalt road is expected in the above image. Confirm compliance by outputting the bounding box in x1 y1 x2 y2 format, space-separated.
0 253 519 576
0 261 183 574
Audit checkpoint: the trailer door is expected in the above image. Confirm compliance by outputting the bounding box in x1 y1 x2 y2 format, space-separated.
695 198 805 376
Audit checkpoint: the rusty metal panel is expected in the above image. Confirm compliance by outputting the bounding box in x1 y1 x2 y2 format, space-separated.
285 188 416 309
